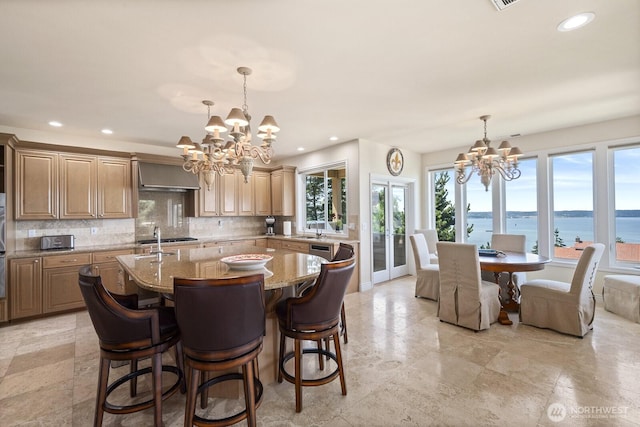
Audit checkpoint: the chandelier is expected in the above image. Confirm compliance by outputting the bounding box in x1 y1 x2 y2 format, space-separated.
177 66 279 190
454 115 523 191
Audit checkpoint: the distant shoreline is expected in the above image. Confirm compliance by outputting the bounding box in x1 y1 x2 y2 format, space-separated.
467 210 640 219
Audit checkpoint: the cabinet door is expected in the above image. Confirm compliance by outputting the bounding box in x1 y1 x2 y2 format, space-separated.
15 150 58 220
199 173 219 216
9 257 42 319
98 157 131 218
271 171 284 216
254 171 272 215
93 262 126 295
238 172 255 216
219 172 238 216
43 266 86 313
60 154 97 219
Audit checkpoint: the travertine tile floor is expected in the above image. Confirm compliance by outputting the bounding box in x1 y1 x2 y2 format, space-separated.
1 275 639 426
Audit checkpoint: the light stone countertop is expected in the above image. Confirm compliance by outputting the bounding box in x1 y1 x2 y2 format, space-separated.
116 245 326 294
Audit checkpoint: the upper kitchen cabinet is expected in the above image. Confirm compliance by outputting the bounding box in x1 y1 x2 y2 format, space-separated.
271 166 295 216
15 145 132 220
254 170 271 216
15 149 58 220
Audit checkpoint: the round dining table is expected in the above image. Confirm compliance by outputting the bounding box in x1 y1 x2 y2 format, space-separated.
479 251 550 325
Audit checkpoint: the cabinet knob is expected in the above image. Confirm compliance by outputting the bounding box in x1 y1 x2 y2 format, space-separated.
34 259 39 263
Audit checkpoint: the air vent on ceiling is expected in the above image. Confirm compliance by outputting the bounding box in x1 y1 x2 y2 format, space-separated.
490 0 522 11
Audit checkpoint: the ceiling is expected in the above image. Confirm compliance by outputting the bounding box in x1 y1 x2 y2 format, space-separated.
0 0 638 161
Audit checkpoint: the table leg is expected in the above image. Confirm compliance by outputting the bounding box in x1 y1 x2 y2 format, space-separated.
493 272 513 326
502 272 520 313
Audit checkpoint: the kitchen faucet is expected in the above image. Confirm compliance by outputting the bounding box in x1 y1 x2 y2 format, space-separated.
152 226 162 255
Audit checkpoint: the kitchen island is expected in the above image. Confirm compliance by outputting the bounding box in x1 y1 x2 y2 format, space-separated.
117 244 327 383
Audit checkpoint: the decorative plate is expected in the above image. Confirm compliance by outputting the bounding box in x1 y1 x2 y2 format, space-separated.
387 148 404 176
220 254 273 270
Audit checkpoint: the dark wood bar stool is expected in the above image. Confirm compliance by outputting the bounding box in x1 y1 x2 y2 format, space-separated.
174 274 266 427
277 257 356 412
78 265 184 427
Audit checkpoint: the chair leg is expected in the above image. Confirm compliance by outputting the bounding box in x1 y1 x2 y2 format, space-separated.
200 371 209 409
294 338 303 413
333 332 347 396
243 361 257 427
175 342 186 394
151 352 163 427
341 303 348 343
316 340 325 370
277 331 285 383
130 358 138 397
95 356 110 427
184 365 199 427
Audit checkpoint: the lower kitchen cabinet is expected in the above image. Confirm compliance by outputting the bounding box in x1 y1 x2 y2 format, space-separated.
42 253 91 313
0 299 7 322
92 249 135 295
9 257 42 319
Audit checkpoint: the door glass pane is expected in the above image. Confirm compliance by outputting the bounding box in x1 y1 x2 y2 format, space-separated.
466 177 492 247
372 184 386 273
505 158 538 252
551 151 594 260
392 186 406 268
613 146 640 264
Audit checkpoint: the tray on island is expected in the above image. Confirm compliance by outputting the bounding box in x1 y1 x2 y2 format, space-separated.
220 254 273 270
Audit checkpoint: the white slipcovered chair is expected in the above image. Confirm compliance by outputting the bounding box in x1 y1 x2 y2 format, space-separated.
519 243 605 337
415 229 439 264
409 234 440 300
436 242 501 331
481 234 527 300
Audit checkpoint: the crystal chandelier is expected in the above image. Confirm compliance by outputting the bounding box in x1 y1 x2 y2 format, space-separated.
454 115 523 191
177 66 279 190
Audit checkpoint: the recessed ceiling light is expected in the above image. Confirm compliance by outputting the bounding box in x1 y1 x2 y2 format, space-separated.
297 147 305 151
48 121 63 127
101 129 113 135
557 12 595 32
329 136 339 141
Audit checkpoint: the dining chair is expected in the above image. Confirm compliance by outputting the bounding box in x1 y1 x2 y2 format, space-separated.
174 273 266 427
415 228 439 264
436 242 501 331
481 234 527 300
519 243 605 337
409 234 440 300
78 265 184 427
277 256 355 412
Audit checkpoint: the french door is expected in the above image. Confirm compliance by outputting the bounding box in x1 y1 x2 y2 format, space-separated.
371 181 409 284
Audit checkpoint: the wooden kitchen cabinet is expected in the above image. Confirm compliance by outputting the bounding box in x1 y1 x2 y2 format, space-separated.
9 257 42 319
92 249 135 295
271 166 295 216
237 172 255 216
253 170 271 215
198 173 219 216
15 150 58 220
16 147 132 220
219 171 239 216
280 240 309 253
42 253 91 313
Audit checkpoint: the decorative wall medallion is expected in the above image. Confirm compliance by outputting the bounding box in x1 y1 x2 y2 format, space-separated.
387 148 404 176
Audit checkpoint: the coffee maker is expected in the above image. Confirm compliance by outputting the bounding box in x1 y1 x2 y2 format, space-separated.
265 216 276 236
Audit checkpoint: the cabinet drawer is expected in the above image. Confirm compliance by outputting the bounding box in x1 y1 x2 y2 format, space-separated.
280 241 309 253
93 249 134 264
43 252 92 268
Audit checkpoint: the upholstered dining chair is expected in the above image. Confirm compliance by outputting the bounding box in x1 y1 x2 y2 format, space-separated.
173 274 266 427
78 265 184 427
436 242 501 331
519 243 605 337
481 234 527 300
415 228 439 264
277 256 355 412
409 234 440 300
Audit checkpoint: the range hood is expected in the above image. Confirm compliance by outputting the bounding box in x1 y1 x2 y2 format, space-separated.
138 162 200 191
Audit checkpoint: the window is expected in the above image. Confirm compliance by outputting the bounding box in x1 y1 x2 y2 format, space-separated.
466 176 493 247
430 169 455 241
505 158 538 252
612 146 640 264
302 164 347 234
551 151 594 260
